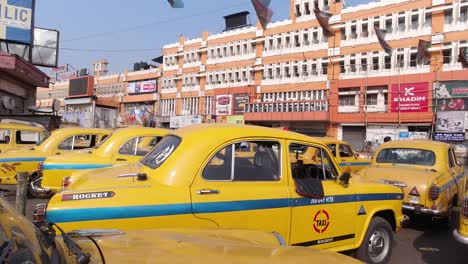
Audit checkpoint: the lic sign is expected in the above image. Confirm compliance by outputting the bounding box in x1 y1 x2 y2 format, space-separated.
0 0 34 44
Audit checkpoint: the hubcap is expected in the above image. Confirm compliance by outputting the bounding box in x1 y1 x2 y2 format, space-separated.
367 229 390 263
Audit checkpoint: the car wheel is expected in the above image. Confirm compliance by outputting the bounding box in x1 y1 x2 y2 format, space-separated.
355 216 393 264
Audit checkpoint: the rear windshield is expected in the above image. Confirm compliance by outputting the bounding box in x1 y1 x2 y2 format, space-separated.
376 148 436 166
141 135 181 169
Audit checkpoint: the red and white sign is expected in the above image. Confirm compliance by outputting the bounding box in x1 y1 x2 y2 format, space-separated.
127 80 157 94
391 82 428 113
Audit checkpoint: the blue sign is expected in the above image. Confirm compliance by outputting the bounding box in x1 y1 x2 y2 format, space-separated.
433 133 465 142
0 0 34 44
399 132 409 139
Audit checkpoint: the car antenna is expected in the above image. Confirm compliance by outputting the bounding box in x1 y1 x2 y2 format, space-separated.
53 224 91 264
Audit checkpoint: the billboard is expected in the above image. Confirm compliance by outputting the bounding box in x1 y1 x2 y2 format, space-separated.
434 98 468 111
49 65 77 83
127 80 157 94
436 111 465 133
434 81 468 98
170 115 202 128
0 0 34 44
391 82 428 112
233 93 249 114
215 95 232 115
433 133 465 142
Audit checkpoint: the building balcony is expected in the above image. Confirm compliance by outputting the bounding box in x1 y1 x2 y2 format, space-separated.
340 26 431 47
261 75 327 85
161 87 177 94
181 85 200 92
205 80 253 90
163 65 179 71
206 53 256 65
262 42 328 57
182 61 201 68
445 21 468 33
340 65 430 79
244 100 329 121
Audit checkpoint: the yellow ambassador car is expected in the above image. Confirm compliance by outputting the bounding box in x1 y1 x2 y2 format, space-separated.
356 140 465 225
0 198 361 264
43 124 405 264
39 127 168 194
453 192 468 244
0 127 109 191
0 123 47 153
323 138 371 173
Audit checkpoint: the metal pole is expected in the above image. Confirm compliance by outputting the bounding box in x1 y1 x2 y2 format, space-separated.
15 172 28 216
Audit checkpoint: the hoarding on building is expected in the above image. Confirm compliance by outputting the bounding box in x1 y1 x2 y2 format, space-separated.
215 95 232 115
226 115 244 124
391 82 428 113
49 65 77 83
434 98 468 111
434 80 468 98
170 115 202 128
121 103 155 126
0 0 34 44
436 111 465 133
433 133 465 142
126 80 157 94
233 93 249 114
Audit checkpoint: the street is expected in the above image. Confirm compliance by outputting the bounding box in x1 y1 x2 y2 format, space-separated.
2 185 467 264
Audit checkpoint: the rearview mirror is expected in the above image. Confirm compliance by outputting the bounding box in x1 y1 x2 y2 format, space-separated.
339 172 351 184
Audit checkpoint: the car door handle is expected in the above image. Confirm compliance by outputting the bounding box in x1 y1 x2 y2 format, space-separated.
116 158 127 161
196 189 220 195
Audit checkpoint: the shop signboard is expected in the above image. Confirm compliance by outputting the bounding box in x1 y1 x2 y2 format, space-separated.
391 82 428 112
436 111 465 133
433 133 465 142
233 94 249 114
215 95 232 115
226 115 245 124
170 115 202 128
434 98 468 111
0 0 34 44
434 80 468 98
127 80 157 94
121 103 155 126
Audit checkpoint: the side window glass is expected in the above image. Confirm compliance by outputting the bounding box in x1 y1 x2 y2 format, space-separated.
451 148 460 167
119 137 139 155
0 129 12 144
135 136 161 156
448 149 455 168
339 144 354 158
74 135 98 149
16 131 40 144
203 141 281 181
327 144 337 157
58 136 74 150
289 143 338 181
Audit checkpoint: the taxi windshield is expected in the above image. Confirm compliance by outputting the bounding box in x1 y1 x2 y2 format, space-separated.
376 148 435 166
141 135 181 169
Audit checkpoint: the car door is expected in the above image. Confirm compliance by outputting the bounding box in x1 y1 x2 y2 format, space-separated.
448 148 465 205
190 139 291 242
288 141 356 249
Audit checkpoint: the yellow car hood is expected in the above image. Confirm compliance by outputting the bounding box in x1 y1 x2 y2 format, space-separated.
79 229 361 264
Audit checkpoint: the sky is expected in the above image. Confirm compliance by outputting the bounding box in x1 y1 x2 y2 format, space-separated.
34 0 374 74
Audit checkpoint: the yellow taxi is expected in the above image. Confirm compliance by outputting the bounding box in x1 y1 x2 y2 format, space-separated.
0 123 47 153
0 198 361 264
453 193 468 244
356 140 465 225
0 127 110 188
323 138 371 173
39 127 168 194
44 124 404 264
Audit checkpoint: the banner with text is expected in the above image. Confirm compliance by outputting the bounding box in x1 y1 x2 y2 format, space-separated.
391 82 428 112
434 80 468 98
127 80 157 94
233 94 249 114
0 0 34 44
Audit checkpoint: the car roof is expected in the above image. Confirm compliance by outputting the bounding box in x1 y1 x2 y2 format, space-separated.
0 123 45 131
172 124 324 145
51 127 111 135
320 137 349 146
113 126 169 135
379 140 450 152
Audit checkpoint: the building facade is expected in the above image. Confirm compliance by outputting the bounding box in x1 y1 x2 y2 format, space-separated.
160 0 468 151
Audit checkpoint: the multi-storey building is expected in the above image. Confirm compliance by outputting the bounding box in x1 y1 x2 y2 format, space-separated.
161 0 468 151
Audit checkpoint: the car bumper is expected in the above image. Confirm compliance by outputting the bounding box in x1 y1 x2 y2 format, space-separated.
453 229 468 244
402 204 443 215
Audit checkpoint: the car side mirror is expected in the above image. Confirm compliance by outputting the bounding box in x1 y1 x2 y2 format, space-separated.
339 172 351 184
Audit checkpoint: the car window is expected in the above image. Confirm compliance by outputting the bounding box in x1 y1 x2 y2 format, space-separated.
58 135 100 150
339 144 353 158
203 140 281 181
119 137 139 155
15 130 41 145
376 148 435 166
327 144 337 157
141 135 181 169
0 129 12 144
289 143 338 181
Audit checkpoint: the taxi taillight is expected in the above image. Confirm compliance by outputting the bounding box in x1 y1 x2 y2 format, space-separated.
63 177 71 188
463 197 468 217
409 187 420 196
37 162 43 178
33 203 47 227
429 185 439 200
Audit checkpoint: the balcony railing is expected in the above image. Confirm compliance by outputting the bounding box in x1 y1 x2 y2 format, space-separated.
245 100 328 113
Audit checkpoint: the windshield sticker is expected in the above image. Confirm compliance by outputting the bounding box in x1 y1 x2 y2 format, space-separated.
313 209 330 233
62 191 115 201
391 149 420 155
154 145 175 165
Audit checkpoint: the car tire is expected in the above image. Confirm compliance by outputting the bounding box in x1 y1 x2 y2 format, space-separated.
355 216 393 264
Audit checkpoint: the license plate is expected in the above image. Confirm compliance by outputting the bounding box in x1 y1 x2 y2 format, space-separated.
409 195 420 204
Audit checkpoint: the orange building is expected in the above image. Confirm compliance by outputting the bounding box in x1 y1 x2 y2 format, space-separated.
160 0 467 150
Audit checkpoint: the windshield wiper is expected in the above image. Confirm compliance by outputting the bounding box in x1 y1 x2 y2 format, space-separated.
52 224 90 264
